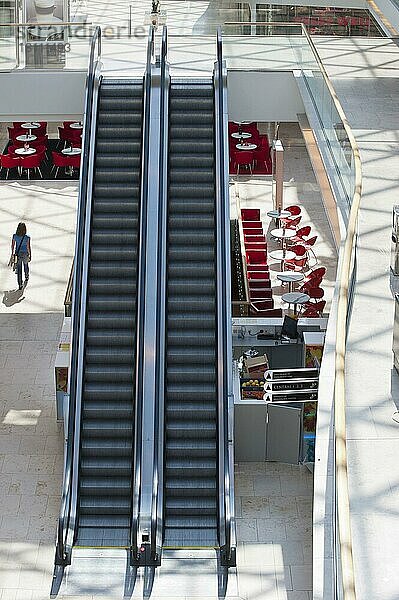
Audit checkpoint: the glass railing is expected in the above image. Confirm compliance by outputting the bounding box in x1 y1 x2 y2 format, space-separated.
0 23 95 71
219 22 361 600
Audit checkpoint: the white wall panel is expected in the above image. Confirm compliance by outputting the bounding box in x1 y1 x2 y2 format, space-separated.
227 70 304 122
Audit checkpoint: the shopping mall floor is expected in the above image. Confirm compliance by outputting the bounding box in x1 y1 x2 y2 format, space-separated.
0 123 331 599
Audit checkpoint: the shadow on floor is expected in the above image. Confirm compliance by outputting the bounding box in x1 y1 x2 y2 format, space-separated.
2 288 25 307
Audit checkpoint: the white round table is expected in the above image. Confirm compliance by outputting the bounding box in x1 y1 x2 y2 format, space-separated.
271 228 296 245
267 209 291 227
269 249 296 271
16 134 36 142
276 272 304 293
236 143 257 151
14 147 36 155
231 132 251 139
282 292 310 316
21 122 40 136
70 122 83 129
62 147 81 156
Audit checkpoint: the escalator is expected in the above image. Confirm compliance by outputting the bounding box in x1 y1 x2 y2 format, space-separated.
75 78 143 547
163 80 219 548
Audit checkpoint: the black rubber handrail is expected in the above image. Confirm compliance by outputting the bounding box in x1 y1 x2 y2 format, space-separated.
214 26 236 567
150 24 169 566
51 25 101 595
130 25 155 565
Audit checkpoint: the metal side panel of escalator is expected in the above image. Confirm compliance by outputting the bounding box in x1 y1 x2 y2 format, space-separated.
75 78 143 548
163 79 219 549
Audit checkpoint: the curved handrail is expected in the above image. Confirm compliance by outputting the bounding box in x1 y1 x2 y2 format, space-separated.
52 25 101 577
130 25 155 564
302 26 361 600
220 20 360 593
214 27 236 567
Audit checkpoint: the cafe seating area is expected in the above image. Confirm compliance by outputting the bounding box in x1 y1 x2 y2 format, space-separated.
241 206 327 318
0 121 82 180
229 121 272 176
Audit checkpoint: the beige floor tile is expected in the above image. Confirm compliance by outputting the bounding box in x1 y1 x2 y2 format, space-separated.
256 518 287 543
241 496 270 518
268 497 298 518
253 474 282 497
236 518 258 543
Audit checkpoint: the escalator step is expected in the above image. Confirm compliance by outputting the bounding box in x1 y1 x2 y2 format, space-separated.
81 438 132 456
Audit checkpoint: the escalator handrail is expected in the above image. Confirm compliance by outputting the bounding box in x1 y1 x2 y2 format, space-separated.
54 25 101 567
214 27 236 565
150 23 169 564
130 25 155 561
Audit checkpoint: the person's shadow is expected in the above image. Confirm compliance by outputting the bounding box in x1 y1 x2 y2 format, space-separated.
2 288 25 307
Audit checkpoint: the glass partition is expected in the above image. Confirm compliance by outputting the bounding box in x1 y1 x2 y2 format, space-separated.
0 23 95 71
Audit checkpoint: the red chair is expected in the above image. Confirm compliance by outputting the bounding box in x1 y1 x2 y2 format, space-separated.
234 151 254 175
64 154 81 175
308 287 325 301
303 235 318 261
289 225 311 244
228 122 239 135
244 234 266 243
301 307 321 318
285 244 307 270
303 267 326 284
20 153 43 179
282 215 302 229
253 147 272 172
52 151 69 178
259 134 270 150
30 135 48 147
302 300 326 316
245 242 267 251
285 205 301 217
241 208 260 222
0 154 21 178
250 289 273 300
243 220 262 230
58 126 81 148
243 228 263 236
246 250 267 266
285 257 308 272
248 271 270 280
248 279 271 289
247 264 269 273
7 145 19 156
7 126 23 141
300 277 322 293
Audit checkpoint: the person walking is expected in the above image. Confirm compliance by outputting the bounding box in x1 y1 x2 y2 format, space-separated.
10 222 31 290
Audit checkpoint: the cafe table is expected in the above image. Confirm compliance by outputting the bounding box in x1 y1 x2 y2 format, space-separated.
236 143 257 151
16 134 37 143
268 249 295 271
276 272 304 293
231 132 251 139
21 122 40 136
267 209 291 228
282 291 310 316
